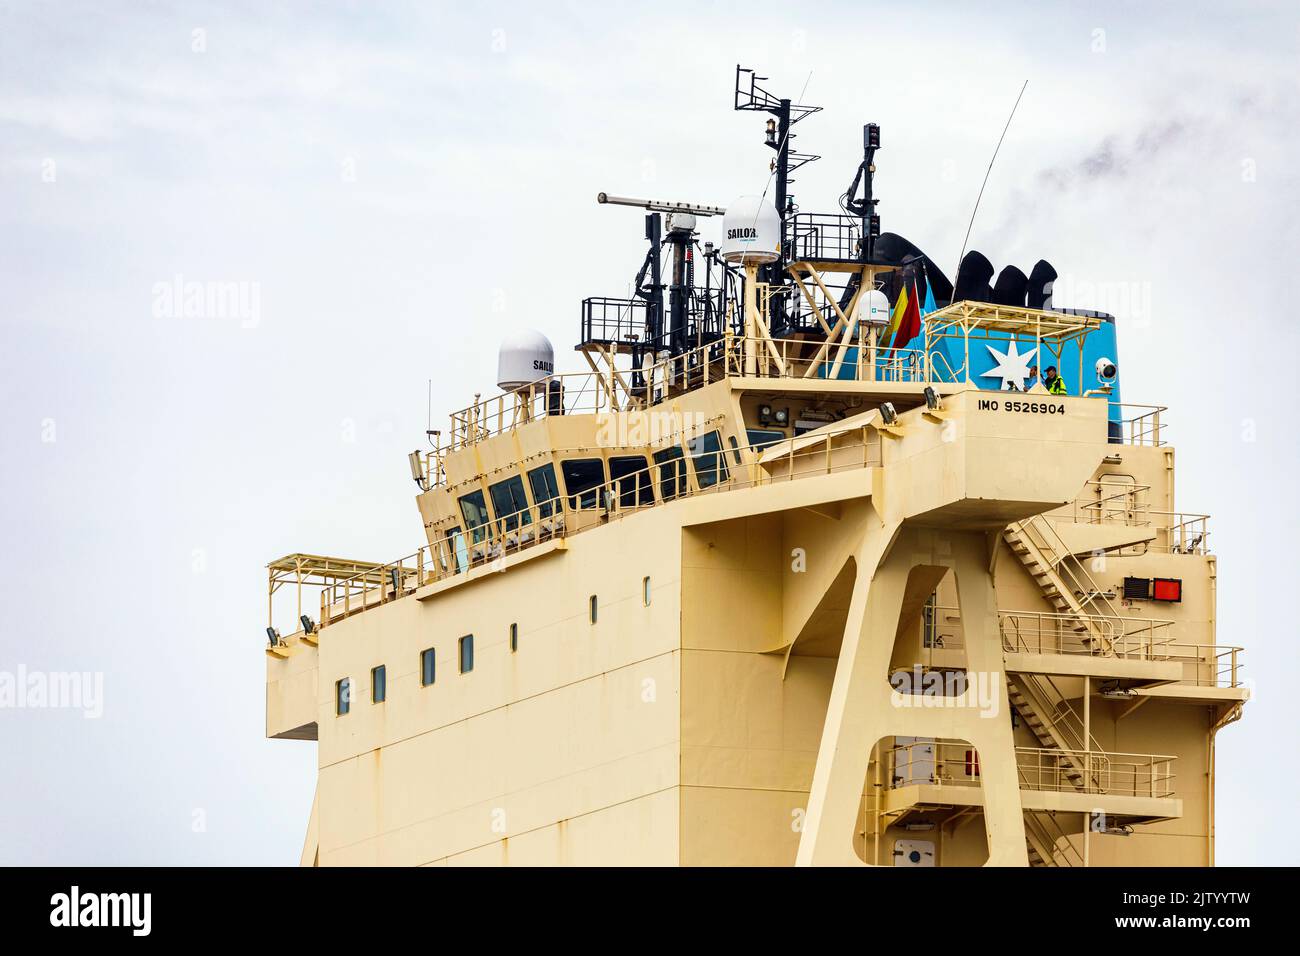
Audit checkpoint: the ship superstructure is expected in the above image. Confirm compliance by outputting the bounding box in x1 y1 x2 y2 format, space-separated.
264 68 1245 867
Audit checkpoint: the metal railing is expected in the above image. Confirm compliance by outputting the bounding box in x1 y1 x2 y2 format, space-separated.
1016 672 1105 760
1112 403 1167 446
580 296 651 346
723 336 938 384
786 212 864 263
1024 811 1084 867
1064 479 1151 527
886 739 1176 798
1023 514 1125 615
1015 746 1176 798
1161 644 1245 688
319 421 885 628
929 606 1243 688
431 332 971 462
1039 501 1212 555
1149 511 1211 554
934 607 1175 660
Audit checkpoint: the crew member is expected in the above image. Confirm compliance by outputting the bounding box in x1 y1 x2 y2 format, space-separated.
1026 364 1040 390
1043 365 1067 394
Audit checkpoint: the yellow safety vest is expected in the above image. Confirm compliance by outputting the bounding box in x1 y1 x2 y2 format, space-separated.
1046 376 1066 395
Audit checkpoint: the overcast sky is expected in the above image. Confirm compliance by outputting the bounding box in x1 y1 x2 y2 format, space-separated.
1 1 1296 865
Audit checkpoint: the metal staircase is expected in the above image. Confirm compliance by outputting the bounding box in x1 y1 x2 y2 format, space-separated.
1008 672 1106 788
1003 515 1124 654
1004 513 1122 867
1024 811 1084 867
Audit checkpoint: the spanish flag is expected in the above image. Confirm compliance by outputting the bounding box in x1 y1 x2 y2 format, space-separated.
887 279 922 350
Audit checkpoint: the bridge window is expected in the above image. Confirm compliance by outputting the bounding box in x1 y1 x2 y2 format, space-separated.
371 665 386 704
458 490 490 545
444 527 469 574
688 430 729 489
609 455 653 506
653 445 687 500
420 648 436 687
458 635 474 674
527 463 560 519
746 428 785 450
336 677 351 716
727 436 742 466
561 458 605 509
489 474 532 532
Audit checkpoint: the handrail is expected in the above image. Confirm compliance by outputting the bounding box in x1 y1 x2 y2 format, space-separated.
1024 811 1084 867
1015 672 1104 756
1111 403 1167 446
1019 513 1127 620
885 739 1176 798
435 333 966 458
315 420 886 629
929 605 1243 688
1070 479 1151 526
1147 511 1211 554
934 606 1177 660
1013 746 1176 798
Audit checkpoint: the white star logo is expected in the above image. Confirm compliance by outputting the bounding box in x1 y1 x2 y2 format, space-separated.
982 340 1038 391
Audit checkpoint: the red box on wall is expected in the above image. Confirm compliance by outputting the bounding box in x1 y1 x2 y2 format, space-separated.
1152 578 1183 602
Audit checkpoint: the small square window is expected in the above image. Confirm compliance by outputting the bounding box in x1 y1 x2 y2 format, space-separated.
336 677 351 716
459 635 474 674
420 648 436 687
509 622 518 653
589 595 598 624
642 576 651 607
371 665 386 704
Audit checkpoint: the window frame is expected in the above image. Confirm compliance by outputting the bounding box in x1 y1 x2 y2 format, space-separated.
746 428 787 451
458 489 491 544
560 458 606 510
608 454 654 507
489 473 532 533
371 664 386 704
420 648 436 687
688 430 730 489
652 445 687 501
527 463 560 519
458 634 474 674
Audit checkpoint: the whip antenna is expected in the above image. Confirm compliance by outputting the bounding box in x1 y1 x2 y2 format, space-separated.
952 80 1028 301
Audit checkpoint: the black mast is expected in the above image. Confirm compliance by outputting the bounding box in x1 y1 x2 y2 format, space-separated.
844 123 881 262
734 66 822 336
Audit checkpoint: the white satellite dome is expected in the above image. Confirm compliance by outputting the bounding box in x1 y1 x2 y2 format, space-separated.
720 195 781 265
860 289 891 327
497 328 554 392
